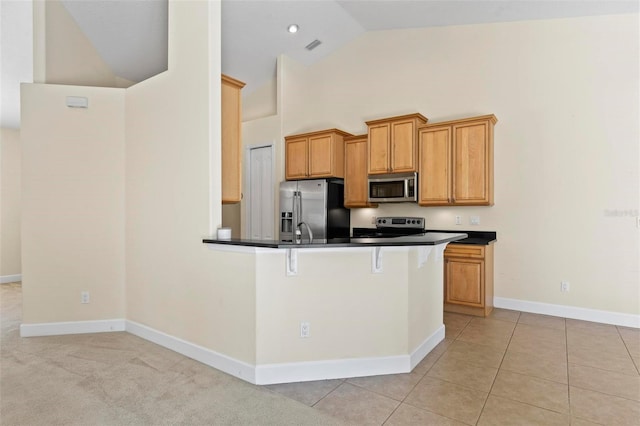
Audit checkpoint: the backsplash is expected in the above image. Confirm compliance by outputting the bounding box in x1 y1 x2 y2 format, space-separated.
350 204 498 231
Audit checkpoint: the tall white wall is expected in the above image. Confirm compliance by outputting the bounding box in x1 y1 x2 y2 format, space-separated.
250 14 639 316
1 128 22 278
20 84 126 323
125 1 256 362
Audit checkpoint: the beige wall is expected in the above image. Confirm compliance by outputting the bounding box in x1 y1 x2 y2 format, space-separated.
255 249 421 364
247 14 639 315
21 1 257 363
37 0 133 88
1 128 22 277
125 1 256 362
20 84 126 323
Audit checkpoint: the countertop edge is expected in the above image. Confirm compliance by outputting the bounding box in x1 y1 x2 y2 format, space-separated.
203 233 468 249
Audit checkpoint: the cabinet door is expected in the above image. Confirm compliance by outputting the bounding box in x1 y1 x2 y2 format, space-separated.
344 137 372 208
452 121 491 205
285 137 308 180
221 78 242 203
445 257 484 307
368 123 390 174
418 126 451 205
390 119 416 172
308 134 333 177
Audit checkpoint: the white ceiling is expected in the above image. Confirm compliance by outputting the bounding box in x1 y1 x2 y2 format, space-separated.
1 0 638 128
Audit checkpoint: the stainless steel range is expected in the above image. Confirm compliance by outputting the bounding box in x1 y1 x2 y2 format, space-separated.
352 217 425 238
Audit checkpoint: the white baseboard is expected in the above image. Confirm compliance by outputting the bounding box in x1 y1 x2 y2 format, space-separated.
20 319 126 337
125 320 256 384
494 297 640 328
255 325 445 385
410 325 445 370
255 354 409 385
17 317 446 385
1 274 22 284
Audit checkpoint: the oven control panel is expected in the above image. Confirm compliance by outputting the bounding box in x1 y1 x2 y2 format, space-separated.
376 217 425 229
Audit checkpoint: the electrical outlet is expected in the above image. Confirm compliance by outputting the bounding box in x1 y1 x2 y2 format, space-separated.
637 217 640 228
81 291 90 304
560 281 570 293
371 216 376 225
455 215 462 225
470 216 480 225
300 321 310 338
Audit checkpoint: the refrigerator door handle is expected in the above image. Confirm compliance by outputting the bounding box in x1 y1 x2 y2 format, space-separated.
292 191 299 235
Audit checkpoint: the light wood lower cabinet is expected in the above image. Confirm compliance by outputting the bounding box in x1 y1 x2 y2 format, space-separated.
444 243 494 317
221 74 245 204
344 134 377 208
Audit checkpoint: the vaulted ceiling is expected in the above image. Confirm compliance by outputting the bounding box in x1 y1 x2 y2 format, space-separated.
1 0 637 128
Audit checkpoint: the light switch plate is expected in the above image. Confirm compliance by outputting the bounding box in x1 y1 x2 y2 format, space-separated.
470 216 480 225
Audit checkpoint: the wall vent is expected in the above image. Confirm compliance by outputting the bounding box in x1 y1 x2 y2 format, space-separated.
305 39 322 51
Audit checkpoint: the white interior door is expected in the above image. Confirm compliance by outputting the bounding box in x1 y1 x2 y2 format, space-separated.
247 145 274 240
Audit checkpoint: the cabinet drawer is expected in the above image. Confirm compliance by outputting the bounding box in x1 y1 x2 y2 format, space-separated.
445 244 485 259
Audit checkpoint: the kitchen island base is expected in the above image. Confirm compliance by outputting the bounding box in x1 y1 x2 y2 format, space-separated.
206 244 449 385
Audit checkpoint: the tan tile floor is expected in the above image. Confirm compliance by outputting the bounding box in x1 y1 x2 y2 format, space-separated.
268 310 640 425
2 282 639 425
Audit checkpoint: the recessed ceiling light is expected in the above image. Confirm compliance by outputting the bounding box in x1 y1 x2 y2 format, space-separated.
287 24 299 34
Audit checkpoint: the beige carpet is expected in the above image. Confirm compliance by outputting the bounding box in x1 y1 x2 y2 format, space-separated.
0 282 343 425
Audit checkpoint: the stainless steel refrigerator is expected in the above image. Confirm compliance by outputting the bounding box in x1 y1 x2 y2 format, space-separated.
279 179 350 243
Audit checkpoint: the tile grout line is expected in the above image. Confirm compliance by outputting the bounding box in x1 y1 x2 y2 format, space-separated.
309 378 345 408
471 311 520 425
615 325 640 376
565 316 573 422
380 316 474 425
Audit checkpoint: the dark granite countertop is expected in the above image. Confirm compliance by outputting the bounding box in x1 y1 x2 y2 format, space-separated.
424 230 496 245
203 232 468 249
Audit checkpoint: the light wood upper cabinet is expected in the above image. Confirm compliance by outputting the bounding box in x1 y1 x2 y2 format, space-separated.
285 137 309 179
453 119 494 205
418 114 497 206
418 125 451 205
221 74 245 204
344 134 377 208
285 129 352 180
366 113 428 175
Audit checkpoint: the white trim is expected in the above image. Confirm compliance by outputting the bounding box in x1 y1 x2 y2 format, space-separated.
20 319 126 337
494 297 640 328
17 317 446 384
255 354 409 385
1 274 22 284
125 320 256 383
254 325 445 385
410 324 445 370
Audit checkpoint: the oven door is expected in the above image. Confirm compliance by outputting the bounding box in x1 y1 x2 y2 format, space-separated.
368 172 417 203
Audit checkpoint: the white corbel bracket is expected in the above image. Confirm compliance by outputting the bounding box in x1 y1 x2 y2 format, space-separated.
371 246 383 273
417 246 433 268
286 249 298 276
434 242 450 261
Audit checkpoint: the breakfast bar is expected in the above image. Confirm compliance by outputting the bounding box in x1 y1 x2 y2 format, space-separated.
204 232 466 384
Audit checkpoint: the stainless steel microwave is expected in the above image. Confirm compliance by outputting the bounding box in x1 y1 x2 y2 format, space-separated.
368 172 418 203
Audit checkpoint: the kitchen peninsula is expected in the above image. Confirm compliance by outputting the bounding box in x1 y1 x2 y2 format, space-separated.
204 232 466 384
